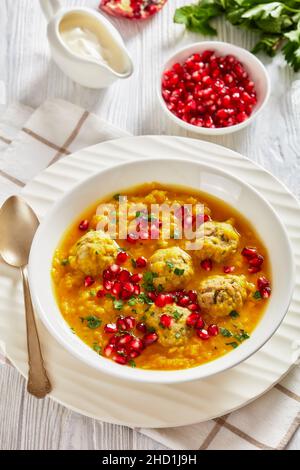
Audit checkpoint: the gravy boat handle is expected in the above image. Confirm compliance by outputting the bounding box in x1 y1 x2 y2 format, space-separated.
40 0 61 21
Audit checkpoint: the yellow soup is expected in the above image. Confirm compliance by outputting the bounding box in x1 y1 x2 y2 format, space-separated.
51 183 271 370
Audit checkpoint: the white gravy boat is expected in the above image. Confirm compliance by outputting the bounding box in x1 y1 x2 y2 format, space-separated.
40 0 134 88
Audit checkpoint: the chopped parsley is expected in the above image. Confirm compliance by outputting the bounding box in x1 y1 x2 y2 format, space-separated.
165 260 174 271
135 211 142 218
128 297 137 306
128 359 136 368
105 293 116 300
173 310 183 321
174 268 185 276
89 289 96 297
253 290 262 300
131 258 137 268
138 293 154 305
220 327 232 338
234 330 250 342
93 343 102 355
113 299 124 310
226 342 239 349
229 310 239 319
175 332 182 339
85 316 102 329
60 258 69 266
142 271 158 292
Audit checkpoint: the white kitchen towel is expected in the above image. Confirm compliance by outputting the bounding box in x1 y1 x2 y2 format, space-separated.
0 98 299 450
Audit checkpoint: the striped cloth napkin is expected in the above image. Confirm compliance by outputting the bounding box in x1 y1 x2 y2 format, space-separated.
0 98 299 450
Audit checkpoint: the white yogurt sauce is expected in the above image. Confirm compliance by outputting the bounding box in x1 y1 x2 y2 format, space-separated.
60 26 111 65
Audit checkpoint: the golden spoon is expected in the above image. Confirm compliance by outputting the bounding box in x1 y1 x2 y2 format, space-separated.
0 196 51 398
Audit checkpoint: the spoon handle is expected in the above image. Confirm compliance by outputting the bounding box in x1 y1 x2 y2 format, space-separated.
21 266 52 398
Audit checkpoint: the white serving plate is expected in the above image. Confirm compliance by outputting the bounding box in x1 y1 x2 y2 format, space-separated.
0 136 299 428
28 158 293 384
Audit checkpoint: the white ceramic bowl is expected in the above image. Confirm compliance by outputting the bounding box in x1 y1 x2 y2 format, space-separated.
28 158 294 384
158 41 271 135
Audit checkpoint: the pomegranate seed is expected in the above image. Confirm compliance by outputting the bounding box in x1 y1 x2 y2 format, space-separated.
160 314 174 329
113 354 128 365
97 289 105 298
136 322 147 334
124 316 136 329
122 282 135 294
120 289 132 300
133 284 140 296
84 276 94 288
112 281 122 297
242 247 257 259
104 344 114 357
260 286 271 298
129 337 144 351
236 111 248 123
117 333 132 346
129 350 140 359
197 329 210 340
188 290 198 303
135 256 147 268
201 259 212 271
248 266 261 274
223 265 235 273
178 296 190 307
103 268 113 280
188 303 199 311
116 317 127 331
207 324 219 336
118 269 131 282
116 251 129 264
131 273 143 284
257 276 270 290
186 312 200 328
155 294 167 308
104 323 118 334
79 219 89 231
164 294 174 305
195 317 205 330
249 255 264 267
109 264 121 275
103 279 113 291
127 233 138 244
147 292 157 301
143 332 159 346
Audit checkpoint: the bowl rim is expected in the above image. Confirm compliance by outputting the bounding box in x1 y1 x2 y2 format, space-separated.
157 40 271 135
28 156 295 384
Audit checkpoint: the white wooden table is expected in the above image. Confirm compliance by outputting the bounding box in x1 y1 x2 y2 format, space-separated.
0 0 299 450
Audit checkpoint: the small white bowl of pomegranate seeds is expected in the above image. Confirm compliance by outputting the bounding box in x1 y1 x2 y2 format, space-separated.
159 41 270 135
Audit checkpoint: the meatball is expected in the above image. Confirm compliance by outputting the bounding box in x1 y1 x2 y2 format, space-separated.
145 304 192 347
149 247 194 292
197 275 253 317
194 221 240 263
69 230 119 277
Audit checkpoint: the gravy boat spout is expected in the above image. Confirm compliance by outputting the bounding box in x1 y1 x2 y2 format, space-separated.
40 0 134 88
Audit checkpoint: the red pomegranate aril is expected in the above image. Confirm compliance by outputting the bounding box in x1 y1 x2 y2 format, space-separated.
188 303 199 312
117 333 132 346
223 265 235 274
124 316 136 330
118 269 131 282
103 268 113 280
188 290 198 303
249 255 264 267
104 344 114 357
155 294 168 308
164 294 174 305
197 329 210 340
129 350 140 359
113 354 128 365
248 266 261 274
109 263 121 275
237 111 248 123
147 292 157 301
136 322 147 334
97 289 105 298
116 251 129 264
133 284 140 296
201 259 213 271
84 276 94 288
257 276 270 290
242 247 257 259
178 296 190 307
122 282 135 295
112 281 122 297
186 313 200 328
79 219 89 231
116 317 127 331
261 286 271 298
129 337 144 352
131 273 143 284
127 233 138 244
160 314 174 329
120 289 132 300
104 323 118 334
143 332 159 346
195 317 205 330
103 279 113 291
135 256 147 268
207 324 219 337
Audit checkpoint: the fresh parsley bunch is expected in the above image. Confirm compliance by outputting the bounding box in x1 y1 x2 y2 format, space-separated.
174 1 300 71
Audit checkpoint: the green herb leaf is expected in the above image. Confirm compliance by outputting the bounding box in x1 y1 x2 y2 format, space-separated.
113 193 121 201
226 341 239 349
128 359 136 368
128 297 137 306
229 310 239 318
142 271 158 292
60 258 69 266
174 268 185 276
165 260 174 271
85 315 101 329
173 310 183 321
234 330 250 342
253 290 262 300
131 258 137 268
93 342 102 355
174 1 222 35
220 327 232 338
138 292 154 305
113 299 124 310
